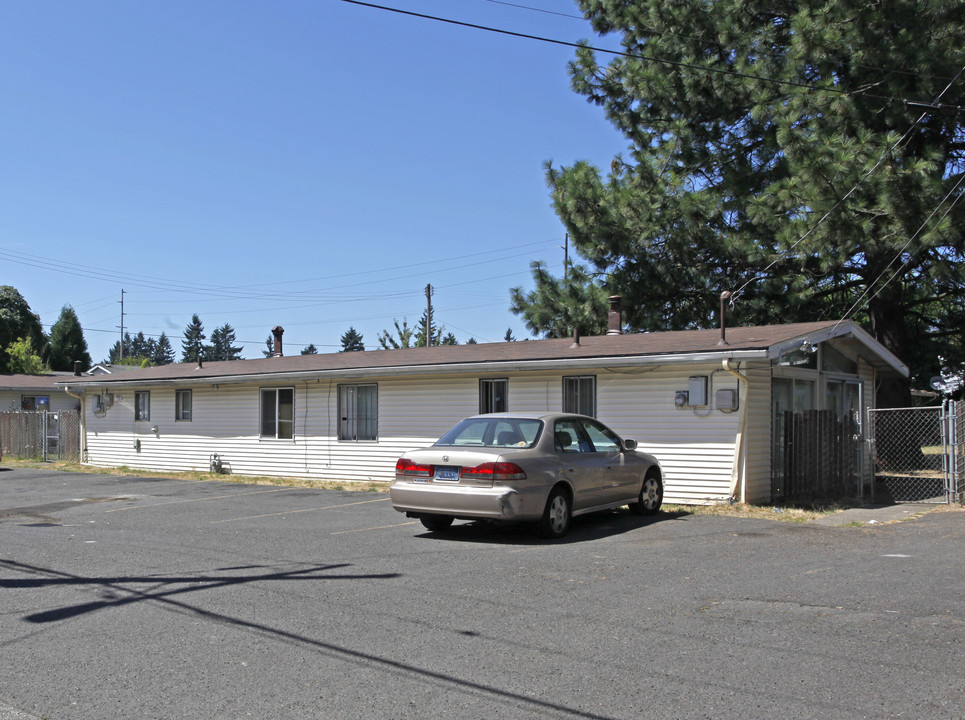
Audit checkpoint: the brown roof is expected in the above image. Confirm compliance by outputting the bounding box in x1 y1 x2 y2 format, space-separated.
52 320 906 387
0 373 75 390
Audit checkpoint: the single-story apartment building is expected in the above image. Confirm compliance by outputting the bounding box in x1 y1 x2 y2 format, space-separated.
0 373 80 413
51 316 907 505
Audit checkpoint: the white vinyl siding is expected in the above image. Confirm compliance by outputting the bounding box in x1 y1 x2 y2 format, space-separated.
741 363 774 504
80 368 747 503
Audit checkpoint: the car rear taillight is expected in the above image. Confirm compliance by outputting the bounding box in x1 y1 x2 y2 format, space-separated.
460 462 527 481
395 458 433 478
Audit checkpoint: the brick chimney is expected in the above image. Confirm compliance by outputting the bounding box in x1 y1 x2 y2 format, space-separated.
607 296 623 335
271 326 284 357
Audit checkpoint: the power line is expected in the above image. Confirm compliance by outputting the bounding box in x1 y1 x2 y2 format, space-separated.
481 0 956 84
482 0 582 20
733 61 965 301
832 172 965 332
0 237 560 304
340 0 964 114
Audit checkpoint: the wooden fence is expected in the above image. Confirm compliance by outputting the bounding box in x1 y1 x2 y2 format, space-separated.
0 411 81 462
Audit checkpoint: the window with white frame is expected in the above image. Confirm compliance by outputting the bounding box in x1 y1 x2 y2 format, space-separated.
479 378 508 414
339 384 378 441
134 391 151 421
562 376 596 417
175 389 192 421
260 387 294 439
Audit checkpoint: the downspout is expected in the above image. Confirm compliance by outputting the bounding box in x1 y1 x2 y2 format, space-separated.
722 358 748 503
63 386 87 462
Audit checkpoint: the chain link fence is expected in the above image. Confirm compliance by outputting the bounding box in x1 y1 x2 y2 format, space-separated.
0 411 81 463
868 403 959 503
952 401 965 503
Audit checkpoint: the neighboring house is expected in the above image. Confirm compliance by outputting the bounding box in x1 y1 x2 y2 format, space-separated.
0 373 81 413
53 314 908 505
86 363 147 376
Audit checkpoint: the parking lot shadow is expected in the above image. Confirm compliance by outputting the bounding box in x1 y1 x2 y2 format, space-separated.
415 507 679 545
0 558 400 623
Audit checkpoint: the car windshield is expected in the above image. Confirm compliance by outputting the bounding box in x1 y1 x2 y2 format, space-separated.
434 418 543 448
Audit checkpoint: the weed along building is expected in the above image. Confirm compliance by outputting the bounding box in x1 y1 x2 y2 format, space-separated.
56 318 907 505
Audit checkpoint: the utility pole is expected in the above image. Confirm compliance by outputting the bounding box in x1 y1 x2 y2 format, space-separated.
119 289 126 360
425 283 433 347
562 233 569 280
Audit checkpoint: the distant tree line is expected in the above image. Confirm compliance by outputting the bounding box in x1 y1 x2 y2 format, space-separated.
1 284 514 375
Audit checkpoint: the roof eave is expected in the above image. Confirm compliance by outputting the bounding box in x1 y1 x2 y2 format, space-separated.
58 349 770 389
765 320 909 377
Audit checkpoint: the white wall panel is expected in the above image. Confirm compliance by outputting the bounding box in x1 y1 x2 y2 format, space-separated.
76 364 749 503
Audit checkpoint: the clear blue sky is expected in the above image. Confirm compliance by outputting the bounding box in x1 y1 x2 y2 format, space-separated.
1 0 626 362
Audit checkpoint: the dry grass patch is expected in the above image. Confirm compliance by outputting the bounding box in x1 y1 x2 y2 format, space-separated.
0 458 390 494
664 502 845 523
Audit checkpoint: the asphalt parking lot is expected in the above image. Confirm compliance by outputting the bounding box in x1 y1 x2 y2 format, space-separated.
1 467 964 720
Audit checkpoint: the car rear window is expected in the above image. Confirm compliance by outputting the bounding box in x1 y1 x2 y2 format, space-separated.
434 418 543 448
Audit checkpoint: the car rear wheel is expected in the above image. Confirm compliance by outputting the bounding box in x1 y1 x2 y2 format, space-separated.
537 487 571 539
629 472 663 516
420 515 454 532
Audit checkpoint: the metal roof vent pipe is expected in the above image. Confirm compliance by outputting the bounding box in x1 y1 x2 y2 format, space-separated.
607 295 623 335
718 290 732 346
73 360 82 376
570 327 581 348
196 341 203 368
272 326 285 357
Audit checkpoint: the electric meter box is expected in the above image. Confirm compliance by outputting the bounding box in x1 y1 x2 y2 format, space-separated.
688 376 708 406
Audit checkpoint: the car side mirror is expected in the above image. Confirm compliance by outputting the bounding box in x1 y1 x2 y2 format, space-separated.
622 438 637 451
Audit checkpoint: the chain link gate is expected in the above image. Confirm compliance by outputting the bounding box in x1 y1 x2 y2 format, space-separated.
868 402 962 504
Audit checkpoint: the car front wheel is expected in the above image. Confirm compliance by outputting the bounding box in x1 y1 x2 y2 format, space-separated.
420 515 454 532
537 487 571 539
629 472 663 515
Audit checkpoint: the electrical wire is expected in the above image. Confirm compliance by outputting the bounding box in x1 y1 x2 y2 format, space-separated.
830 172 965 333
733 62 965 302
482 0 957 84
1 237 560 304
340 0 965 114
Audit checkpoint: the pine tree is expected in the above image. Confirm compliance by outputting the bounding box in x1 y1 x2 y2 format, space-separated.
339 327 365 352
47 305 91 371
513 0 965 404
152 332 175 365
181 315 207 363
209 323 242 361
415 310 447 347
129 332 152 360
301 344 319 355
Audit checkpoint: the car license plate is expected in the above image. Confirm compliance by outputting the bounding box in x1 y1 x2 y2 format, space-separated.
435 466 459 481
